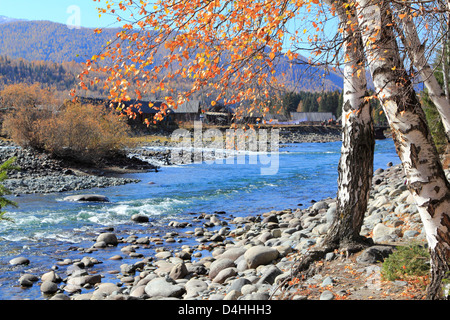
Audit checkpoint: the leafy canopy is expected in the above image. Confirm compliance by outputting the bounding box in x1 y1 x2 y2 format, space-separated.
76 0 338 124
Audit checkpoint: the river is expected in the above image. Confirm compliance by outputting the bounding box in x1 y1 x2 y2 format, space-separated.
0 139 400 300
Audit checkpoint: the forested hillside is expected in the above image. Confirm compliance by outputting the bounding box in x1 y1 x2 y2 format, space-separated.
0 20 120 64
0 19 343 93
0 56 77 91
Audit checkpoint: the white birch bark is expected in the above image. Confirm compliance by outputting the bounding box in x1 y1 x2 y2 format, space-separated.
395 4 450 142
442 2 450 105
322 0 374 250
356 0 450 299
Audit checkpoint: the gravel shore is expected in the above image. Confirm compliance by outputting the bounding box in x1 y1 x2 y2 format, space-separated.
9 161 448 300
0 141 155 195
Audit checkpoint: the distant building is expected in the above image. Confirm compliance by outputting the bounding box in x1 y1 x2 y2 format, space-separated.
171 100 201 123
264 113 289 124
75 97 201 124
75 97 110 108
120 100 174 123
231 105 264 124
203 104 233 125
290 112 336 124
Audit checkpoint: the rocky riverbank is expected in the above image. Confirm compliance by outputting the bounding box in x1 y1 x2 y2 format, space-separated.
9 162 448 300
0 125 342 195
137 125 343 147
278 125 341 144
0 141 157 195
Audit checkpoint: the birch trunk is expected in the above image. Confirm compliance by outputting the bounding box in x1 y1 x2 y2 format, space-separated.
322 0 375 251
395 4 450 143
442 42 450 105
442 4 450 105
356 0 450 299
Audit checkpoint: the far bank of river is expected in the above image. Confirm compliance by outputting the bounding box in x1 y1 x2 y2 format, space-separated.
0 125 343 195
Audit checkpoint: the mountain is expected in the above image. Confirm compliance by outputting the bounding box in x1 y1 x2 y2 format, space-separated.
274 58 344 92
0 15 23 25
0 18 343 92
0 20 120 64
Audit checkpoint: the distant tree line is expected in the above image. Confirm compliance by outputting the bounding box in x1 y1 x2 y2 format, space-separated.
0 55 77 92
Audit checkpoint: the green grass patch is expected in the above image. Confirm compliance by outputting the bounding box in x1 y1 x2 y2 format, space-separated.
381 244 430 281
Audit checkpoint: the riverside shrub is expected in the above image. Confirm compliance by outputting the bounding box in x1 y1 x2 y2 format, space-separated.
1 83 56 148
3 100 132 164
36 103 132 164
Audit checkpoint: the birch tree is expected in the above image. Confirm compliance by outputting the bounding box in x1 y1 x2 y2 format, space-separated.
321 0 375 253
394 2 450 143
356 0 450 299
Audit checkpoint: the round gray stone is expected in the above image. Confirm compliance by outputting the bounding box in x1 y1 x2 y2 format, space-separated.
9 257 30 266
244 246 279 269
131 214 149 223
40 280 58 294
319 290 335 300
209 258 236 279
96 233 118 246
144 277 185 298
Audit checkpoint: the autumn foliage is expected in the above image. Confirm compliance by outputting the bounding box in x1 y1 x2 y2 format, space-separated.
36 103 132 164
1 84 131 164
1 83 58 148
77 0 331 124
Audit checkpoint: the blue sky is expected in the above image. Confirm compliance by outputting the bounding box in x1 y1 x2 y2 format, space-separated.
0 0 335 59
0 0 119 28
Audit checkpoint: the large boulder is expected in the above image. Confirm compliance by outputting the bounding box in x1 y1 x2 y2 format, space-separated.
64 194 110 202
95 233 119 246
40 281 58 294
92 283 120 299
216 247 247 261
169 262 189 280
356 245 394 264
244 246 279 269
212 267 238 284
208 258 236 279
9 256 30 266
184 279 208 298
372 223 401 241
144 277 186 298
131 214 149 223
